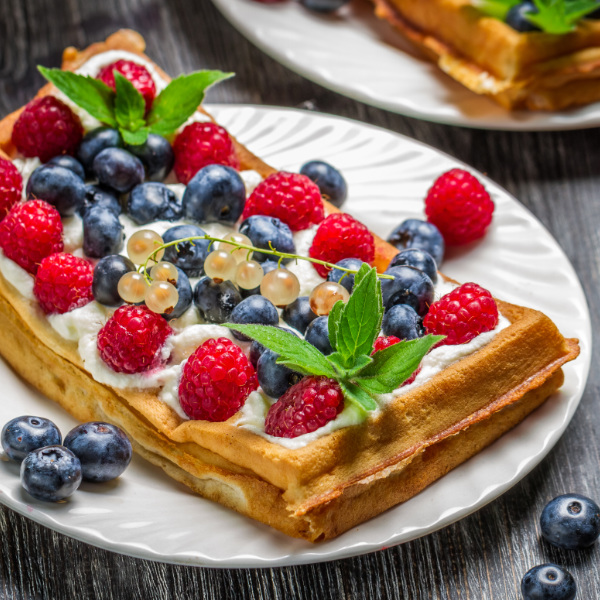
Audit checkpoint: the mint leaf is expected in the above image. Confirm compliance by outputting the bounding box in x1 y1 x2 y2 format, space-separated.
339 380 377 412
38 66 117 127
121 126 150 146
527 0 600 33
222 323 337 378
147 70 234 136
328 299 344 350
114 72 147 140
472 0 519 18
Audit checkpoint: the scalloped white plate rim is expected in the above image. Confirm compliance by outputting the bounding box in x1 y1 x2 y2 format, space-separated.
0 105 591 568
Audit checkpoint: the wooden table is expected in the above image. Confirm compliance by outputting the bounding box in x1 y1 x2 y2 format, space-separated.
1 1 598 598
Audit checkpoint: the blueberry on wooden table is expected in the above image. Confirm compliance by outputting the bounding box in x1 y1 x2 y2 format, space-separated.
521 564 576 600
1 416 61 462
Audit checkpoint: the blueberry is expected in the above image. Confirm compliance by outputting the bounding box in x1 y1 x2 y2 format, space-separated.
46 155 85 180
83 206 124 259
241 260 279 298
521 564 576 600
163 225 211 277
77 127 123 174
183 164 246 224
282 296 318 334
127 182 182 224
194 277 242 324
1 416 61 462
506 1 540 32
305 316 333 355
250 326 298 368
327 257 365 293
21 445 82 502
300 0 350 12
26 165 86 217
381 304 424 340
229 295 279 341
126 134 174 182
239 216 295 263
79 184 122 218
540 493 600 550
63 422 132 483
381 266 434 316
388 248 438 284
93 147 145 194
300 160 348 208
92 255 136 306
257 348 303 399
164 267 192 320
387 219 445 266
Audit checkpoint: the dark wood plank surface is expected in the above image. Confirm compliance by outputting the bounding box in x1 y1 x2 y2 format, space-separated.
1 0 599 598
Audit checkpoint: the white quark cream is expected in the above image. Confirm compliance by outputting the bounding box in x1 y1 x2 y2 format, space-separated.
287 225 326 297
12 157 41 198
0 249 35 300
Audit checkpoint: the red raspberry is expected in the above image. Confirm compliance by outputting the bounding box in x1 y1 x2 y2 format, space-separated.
97 59 157 112
0 200 64 274
265 376 344 438
11 96 83 163
0 158 22 219
242 172 324 231
425 169 494 246
372 335 401 354
97 305 173 374
423 282 499 346
309 213 374 277
33 252 94 314
173 122 239 184
178 338 258 421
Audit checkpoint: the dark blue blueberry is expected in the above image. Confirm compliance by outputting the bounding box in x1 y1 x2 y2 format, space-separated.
300 0 350 12
282 296 318 334
239 216 295 264
521 564 576 600
381 266 434 316
46 155 85 180
305 316 333 355
183 164 246 224
241 260 279 299
26 165 86 217
163 225 211 277
127 182 182 224
229 295 279 341
506 1 540 33
1 416 61 462
20 445 82 502
79 185 122 218
257 348 303 399
193 277 242 324
63 422 132 483
540 494 600 550
92 255 136 306
77 127 123 174
82 206 124 259
126 134 174 182
164 267 192 320
249 327 298 368
388 248 438 284
382 304 424 340
326 257 365 293
387 219 445 266
92 147 145 194
300 160 348 208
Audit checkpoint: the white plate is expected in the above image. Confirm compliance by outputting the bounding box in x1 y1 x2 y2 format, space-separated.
211 0 600 131
0 106 590 567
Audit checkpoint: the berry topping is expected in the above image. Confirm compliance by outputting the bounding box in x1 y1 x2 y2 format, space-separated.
82 205 125 259
309 213 374 277
423 282 499 346
127 182 183 225
229 295 279 341
381 304 423 340
265 376 344 438
387 218 445 266
1 416 61 462
46 155 85 180
0 199 64 274
79 184 122 218
173 122 239 184
11 96 83 162
178 338 258 421
425 169 495 246
282 296 318 334
126 133 174 182
97 305 172 374
0 157 22 219
372 335 401 354
326 257 366 292
193 276 242 323
506 1 540 32
300 160 348 208
305 316 333 355
388 248 438 284
26 164 86 217
34 252 94 314
242 171 324 231
92 147 145 194
162 267 192 320
239 215 295 263
257 347 303 399
97 59 157 111
92 254 136 307
163 224 211 277
380 266 434 316
77 127 123 174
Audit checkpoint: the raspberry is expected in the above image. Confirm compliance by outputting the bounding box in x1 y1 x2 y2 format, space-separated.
242 172 324 231
178 338 258 421
97 305 172 374
173 122 239 184
34 252 94 314
0 158 22 219
423 282 499 346
265 376 344 438
424 169 495 246
97 59 157 112
11 96 83 162
309 213 374 277
372 335 401 354
0 200 64 274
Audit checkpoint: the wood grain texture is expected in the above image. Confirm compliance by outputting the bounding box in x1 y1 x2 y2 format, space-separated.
0 0 599 598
